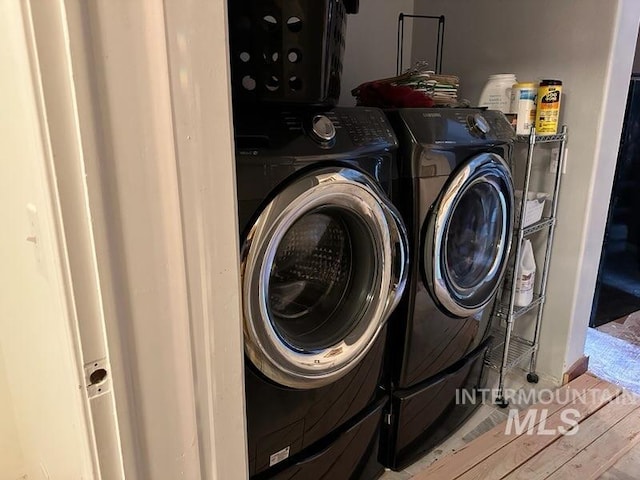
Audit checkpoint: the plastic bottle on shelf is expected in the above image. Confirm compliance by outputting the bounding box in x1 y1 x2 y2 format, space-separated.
510 82 537 135
515 239 536 307
478 74 517 113
535 79 563 135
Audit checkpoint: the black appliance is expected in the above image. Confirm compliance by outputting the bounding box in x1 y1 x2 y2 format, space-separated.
383 108 515 469
235 106 408 478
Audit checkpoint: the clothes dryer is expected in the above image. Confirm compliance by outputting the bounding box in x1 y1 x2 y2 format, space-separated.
383 108 515 469
235 106 408 478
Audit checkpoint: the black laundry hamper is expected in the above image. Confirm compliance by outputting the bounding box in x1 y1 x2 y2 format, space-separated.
228 0 359 107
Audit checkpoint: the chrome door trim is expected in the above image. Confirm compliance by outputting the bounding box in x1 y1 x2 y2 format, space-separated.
241 167 408 389
425 153 514 318
383 205 409 317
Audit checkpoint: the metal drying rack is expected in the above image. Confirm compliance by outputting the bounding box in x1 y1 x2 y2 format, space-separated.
396 13 445 75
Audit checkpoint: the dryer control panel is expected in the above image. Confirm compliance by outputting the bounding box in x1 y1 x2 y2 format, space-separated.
392 108 515 146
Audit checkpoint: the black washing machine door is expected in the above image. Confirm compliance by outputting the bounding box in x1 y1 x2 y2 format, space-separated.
241 166 408 389
423 152 514 317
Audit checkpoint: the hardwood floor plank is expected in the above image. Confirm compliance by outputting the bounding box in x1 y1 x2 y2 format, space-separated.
505 396 640 480
454 382 622 480
599 441 640 479
598 468 637 480
410 374 603 480
546 406 640 479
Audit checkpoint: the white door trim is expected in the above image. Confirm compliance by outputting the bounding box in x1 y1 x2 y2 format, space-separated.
163 1 248 479
26 0 247 478
21 0 122 478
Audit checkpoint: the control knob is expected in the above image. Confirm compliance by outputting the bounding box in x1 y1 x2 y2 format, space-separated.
467 113 491 137
309 115 336 145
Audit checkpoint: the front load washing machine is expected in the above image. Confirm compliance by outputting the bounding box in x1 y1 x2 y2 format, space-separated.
382 108 515 469
234 106 408 478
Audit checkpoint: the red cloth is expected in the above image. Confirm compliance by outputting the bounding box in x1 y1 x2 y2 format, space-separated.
354 82 434 108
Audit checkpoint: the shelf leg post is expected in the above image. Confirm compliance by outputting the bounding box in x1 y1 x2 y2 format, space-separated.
496 316 515 406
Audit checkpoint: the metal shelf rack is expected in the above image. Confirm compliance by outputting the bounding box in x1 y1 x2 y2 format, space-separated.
486 125 568 408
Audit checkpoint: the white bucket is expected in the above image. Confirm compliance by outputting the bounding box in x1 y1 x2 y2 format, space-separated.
478 74 517 113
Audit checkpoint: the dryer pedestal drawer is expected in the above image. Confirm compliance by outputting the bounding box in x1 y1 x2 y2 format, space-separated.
383 340 490 471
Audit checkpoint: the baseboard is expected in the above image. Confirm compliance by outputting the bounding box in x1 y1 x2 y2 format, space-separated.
562 355 590 385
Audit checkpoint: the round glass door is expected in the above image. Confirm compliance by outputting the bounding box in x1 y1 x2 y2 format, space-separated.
268 207 376 352
425 153 514 317
242 167 408 389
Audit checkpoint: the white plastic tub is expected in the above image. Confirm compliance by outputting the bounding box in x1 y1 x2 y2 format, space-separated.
515 191 549 227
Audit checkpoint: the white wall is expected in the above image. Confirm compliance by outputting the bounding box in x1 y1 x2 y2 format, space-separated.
413 0 640 381
340 0 414 105
0 0 96 478
0 346 24 478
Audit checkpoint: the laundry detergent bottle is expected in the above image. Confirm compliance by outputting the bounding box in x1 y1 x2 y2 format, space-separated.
515 239 536 307
478 74 517 113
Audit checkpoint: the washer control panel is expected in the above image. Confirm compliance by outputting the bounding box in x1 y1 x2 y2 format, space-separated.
234 107 397 154
334 108 397 147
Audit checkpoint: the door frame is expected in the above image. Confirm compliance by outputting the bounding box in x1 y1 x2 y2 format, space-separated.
26 0 248 478
589 74 640 328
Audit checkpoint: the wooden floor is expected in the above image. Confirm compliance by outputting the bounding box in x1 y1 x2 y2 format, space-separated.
410 373 640 479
